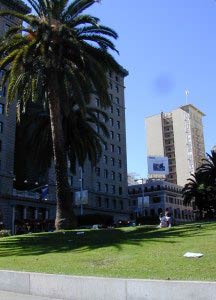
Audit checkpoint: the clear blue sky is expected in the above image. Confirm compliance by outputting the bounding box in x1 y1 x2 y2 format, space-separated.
24 0 216 178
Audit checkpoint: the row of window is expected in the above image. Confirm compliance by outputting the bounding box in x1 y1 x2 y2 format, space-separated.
109 82 120 93
110 144 121 154
0 122 3 133
0 87 6 98
103 156 122 167
110 132 121 141
109 118 121 129
96 196 124 210
96 119 121 134
95 167 122 181
109 93 120 102
96 182 123 195
129 185 182 194
95 96 120 107
108 71 119 82
110 106 120 116
96 106 120 117
0 104 4 115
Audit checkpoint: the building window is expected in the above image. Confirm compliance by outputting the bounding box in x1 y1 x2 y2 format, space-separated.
113 199 117 209
70 176 73 186
111 185 115 194
116 108 120 116
119 173 122 182
119 187 123 195
96 196 102 207
115 85 119 93
118 159 122 168
117 133 121 142
95 167 100 176
103 155 108 164
111 157 115 166
0 104 4 115
110 105 113 113
115 76 119 82
104 169 108 178
103 142 107 151
0 122 3 133
96 182 101 192
109 81 113 89
109 94 113 101
117 121 120 129
105 198 109 208
110 131 114 139
118 146 121 154
96 98 100 107
116 97 120 104
120 200 123 210
111 144 114 152
109 70 112 78
109 117 114 126
105 184 108 193
4 24 10 32
111 171 115 180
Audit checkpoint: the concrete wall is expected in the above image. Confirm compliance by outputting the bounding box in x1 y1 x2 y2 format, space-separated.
145 114 164 157
0 270 216 300
172 108 191 186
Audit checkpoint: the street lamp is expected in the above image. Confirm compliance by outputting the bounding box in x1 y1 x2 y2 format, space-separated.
79 167 83 216
135 178 145 217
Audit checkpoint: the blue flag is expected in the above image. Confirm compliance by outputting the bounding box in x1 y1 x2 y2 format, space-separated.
41 186 48 200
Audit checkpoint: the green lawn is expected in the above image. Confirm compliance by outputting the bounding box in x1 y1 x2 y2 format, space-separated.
0 222 216 281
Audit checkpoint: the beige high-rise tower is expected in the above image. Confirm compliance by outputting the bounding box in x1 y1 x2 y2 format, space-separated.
145 104 205 186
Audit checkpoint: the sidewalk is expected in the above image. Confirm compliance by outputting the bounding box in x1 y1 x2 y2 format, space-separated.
0 291 61 300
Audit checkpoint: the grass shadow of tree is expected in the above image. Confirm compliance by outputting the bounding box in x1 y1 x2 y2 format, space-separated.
0 223 210 258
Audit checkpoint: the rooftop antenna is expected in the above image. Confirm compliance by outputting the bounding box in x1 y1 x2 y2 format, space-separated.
185 89 189 104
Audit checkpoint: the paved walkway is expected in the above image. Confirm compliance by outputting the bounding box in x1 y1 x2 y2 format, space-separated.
0 291 62 300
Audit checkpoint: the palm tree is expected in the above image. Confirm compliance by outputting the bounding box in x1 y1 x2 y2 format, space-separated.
183 172 211 218
15 102 109 182
0 0 121 229
198 151 216 186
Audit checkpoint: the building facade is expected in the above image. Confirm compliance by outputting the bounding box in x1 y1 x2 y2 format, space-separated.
128 180 194 223
0 1 130 231
0 0 56 234
66 69 130 222
145 104 205 186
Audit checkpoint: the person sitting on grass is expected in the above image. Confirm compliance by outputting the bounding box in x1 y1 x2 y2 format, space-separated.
159 213 168 228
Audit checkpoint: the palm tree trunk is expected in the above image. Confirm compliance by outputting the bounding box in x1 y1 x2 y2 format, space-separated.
48 74 76 230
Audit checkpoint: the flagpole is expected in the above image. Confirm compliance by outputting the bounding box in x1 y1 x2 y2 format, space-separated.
185 89 189 104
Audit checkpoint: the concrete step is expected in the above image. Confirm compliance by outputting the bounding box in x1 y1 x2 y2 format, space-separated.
0 291 61 300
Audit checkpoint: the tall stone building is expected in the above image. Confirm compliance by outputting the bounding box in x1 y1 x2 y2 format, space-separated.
0 0 130 230
0 0 30 194
63 69 130 222
0 0 56 233
145 104 205 186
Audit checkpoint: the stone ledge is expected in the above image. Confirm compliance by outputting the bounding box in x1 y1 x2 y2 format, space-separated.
0 270 215 300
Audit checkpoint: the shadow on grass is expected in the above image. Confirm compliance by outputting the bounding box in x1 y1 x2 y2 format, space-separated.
0 223 213 257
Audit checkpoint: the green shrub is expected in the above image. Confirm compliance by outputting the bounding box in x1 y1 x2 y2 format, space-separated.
136 215 159 225
77 214 114 227
0 230 11 238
